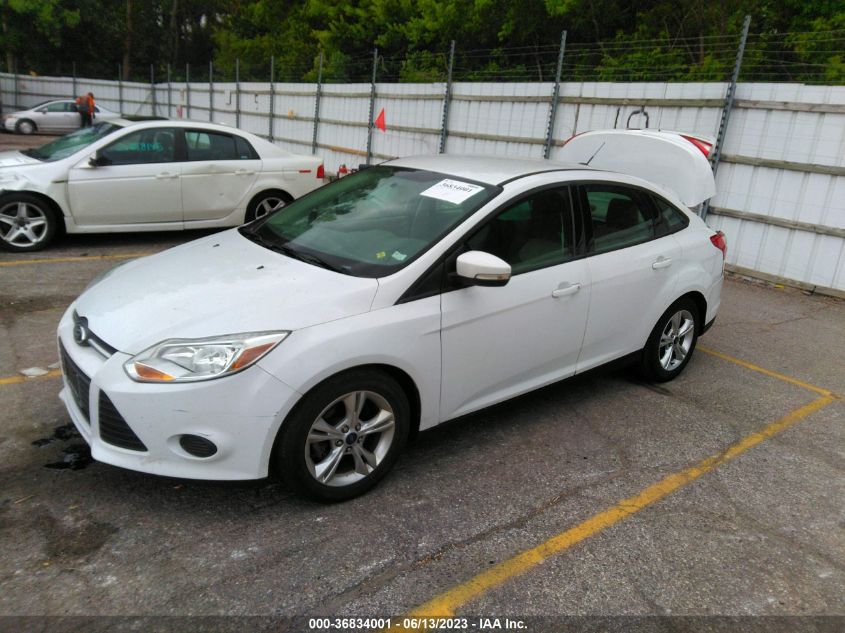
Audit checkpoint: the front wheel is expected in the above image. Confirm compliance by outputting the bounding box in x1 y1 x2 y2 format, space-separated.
638 298 699 382
0 194 58 252
274 370 410 502
15 119 36 135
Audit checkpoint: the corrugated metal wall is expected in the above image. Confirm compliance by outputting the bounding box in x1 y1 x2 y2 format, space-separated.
0 72 842 293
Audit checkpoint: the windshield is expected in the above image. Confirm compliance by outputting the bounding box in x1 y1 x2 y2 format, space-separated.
22 122 122 162
242 166 499 277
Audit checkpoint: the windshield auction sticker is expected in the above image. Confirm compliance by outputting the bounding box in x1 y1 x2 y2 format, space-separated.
420 179 484 204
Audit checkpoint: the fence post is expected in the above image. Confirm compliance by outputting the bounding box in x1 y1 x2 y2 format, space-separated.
167 64 172 118
438 40 456 154
118 64 123 114
702 14 751 219
268 56 275 142
209 60 214 122
13 60 18 109
72 61 77 98
365 47 379 165
311 52 324 154
235 58 241 128
544 31 567 159
150 64 156 117
186 63 191 119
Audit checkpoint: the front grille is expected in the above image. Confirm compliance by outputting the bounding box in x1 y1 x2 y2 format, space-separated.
59 342 91 423
98 392 148 452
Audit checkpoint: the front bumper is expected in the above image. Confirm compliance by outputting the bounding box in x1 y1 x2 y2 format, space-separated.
57 306 301 480
3 118 17 132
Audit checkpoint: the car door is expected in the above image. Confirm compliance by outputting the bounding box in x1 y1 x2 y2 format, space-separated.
35 102 75 133
180 129 261 222
575 182 682 372
440 186 591 420
67 127 183 226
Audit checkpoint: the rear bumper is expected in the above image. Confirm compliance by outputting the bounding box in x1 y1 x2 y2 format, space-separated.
57 306 302 480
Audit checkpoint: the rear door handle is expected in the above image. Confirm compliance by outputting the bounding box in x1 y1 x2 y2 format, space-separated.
552 282 582 298
652 256 673 270
155 172 178 180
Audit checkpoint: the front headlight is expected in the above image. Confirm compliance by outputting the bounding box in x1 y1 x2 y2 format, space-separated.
124 331 289 383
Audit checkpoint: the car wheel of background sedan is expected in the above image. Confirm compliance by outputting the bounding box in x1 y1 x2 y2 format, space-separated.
275 369 410 502
245 190 292 223
0 194 58 252
15 119 36 135
638 297 699 383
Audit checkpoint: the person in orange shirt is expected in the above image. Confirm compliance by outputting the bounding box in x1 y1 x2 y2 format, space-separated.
76 92 95 127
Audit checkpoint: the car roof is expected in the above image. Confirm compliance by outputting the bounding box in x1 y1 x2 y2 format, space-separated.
384 154 591 186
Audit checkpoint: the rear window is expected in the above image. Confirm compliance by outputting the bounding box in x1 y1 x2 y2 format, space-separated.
185 130 256 161
652 195 690 236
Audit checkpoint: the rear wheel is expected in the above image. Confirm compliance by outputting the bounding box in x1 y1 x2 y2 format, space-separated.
245 190 292 223
15 119 36 135
638 298 699 382
274 370 410 502
0 194 58 252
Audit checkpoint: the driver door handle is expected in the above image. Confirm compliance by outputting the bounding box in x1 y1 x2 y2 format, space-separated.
234 169 255 175
552 282 582 298
652 256 673 270
155 172 178 180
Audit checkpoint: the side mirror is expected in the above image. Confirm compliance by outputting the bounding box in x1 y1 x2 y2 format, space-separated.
455 251 511 287
88 153 111 167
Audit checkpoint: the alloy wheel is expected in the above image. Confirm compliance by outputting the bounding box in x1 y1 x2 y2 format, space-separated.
304 390 396 487
0 201 49 248
658 309 695 371
254 196 286 220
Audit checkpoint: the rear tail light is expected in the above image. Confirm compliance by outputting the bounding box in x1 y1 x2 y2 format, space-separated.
710 231 727 259
681 134 713 158
316 164 325 179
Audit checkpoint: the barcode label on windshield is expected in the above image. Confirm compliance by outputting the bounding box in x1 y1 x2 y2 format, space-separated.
419 179 484 204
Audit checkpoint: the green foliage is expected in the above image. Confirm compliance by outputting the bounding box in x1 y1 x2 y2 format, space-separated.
0 0 841 83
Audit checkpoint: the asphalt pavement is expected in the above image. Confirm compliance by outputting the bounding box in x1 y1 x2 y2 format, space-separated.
0 133 842 632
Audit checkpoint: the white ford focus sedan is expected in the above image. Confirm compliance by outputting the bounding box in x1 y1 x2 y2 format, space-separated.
58 130 725 501
0 119 324 251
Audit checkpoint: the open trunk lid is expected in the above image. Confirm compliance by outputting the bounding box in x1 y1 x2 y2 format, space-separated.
558 129 716 207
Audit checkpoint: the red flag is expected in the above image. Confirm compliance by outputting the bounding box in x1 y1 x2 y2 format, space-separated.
374 108 386 132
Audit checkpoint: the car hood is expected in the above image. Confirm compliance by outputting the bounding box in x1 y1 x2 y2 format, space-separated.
0 151 41 169
74 229 380 354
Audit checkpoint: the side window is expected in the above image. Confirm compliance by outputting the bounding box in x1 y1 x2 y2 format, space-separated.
100 128 176 165
45 102 69 112
582 184 656 254
234 135 259 160
185 130 241 161
652 195 690 236
465 187 575 275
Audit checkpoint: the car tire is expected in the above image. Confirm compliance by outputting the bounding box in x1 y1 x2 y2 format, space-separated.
0 193 58 252
245 190 292 223
274 369 410 502
638 297 699 383
15 119 36 135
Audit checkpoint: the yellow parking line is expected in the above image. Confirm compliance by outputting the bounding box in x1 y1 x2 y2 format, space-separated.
0 252 151 267
0 369 62 385
698 345 836 397
395 394 838 622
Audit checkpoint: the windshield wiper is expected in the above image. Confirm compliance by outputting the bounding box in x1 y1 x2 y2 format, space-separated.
240 226 347 274
276 244 347 274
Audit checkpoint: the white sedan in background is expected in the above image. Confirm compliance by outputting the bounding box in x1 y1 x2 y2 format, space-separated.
2 99 121 135
0 119 324 251
58 130 725 501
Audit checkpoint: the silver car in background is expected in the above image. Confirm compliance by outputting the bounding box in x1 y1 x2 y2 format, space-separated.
2 100 121 135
